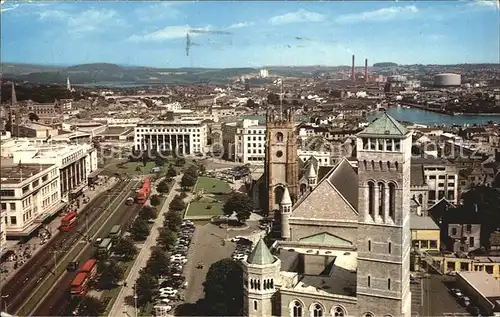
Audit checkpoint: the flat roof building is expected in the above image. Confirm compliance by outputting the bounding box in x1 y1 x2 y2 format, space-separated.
0 163 65 237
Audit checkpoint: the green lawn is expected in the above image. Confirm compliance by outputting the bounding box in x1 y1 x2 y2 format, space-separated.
106 162 165 176
185 201 223 217
194 177 231 194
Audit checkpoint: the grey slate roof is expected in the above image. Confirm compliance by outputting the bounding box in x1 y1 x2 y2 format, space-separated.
358 112 409 137
247 238 275 265
328 158 359 210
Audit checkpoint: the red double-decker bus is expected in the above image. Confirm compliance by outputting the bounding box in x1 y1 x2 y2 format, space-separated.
70 272 89 297
135 177 151 205
60 211 77 232
79 259 98 280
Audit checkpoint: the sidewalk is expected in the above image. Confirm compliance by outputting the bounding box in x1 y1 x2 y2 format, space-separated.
107 176 181 317
0 176 118 283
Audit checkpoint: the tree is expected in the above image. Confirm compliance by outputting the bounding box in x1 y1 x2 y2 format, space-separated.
157 180 170 194
169 196 186 212
175 157 186 167
157 228 177 250
98 259 124 288
135 271 159 307
222 192 253 223
28 112 39 122
267 93 280 105
202 259 243 316
155 156 166 167
130 218 151 241
181 173 197 189
113 237 138 261
135 165 142 172
139 206 158 220
167 165 178 177
164 211 183 231
78 296 105 316
150 194 162 207
146 247 170 276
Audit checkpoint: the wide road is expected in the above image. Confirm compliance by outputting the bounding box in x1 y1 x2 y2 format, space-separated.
0 180 131 315
32 183 143 317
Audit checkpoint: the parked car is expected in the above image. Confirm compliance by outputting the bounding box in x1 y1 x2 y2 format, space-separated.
451 288 464 298
460 296 471 307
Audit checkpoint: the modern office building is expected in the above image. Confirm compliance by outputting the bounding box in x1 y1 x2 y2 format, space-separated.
0 163 65 237
12 143 98 202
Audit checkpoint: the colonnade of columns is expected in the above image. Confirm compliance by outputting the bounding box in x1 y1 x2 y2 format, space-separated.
61 157 87 197
367 182 395 223
140 134 191 155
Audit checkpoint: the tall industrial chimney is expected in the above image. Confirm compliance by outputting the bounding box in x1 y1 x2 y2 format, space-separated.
364 58 368 83
351 55 355 81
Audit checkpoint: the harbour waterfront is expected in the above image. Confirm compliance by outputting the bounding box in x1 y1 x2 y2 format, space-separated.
369 107 500 126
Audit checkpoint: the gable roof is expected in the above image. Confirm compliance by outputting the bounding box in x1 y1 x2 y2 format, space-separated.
358 112 409 138
299 232 353 247
328 157 359 211
246 238 275 265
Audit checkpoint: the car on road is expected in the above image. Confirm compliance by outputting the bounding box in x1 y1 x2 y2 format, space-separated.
172 257 188 264
94 238 103 247
450 288 464 298
67 261 80 272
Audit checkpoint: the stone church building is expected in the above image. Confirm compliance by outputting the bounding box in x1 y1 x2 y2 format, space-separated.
244 112 412 317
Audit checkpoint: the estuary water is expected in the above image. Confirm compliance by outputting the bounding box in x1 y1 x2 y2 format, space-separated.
369 107 500 126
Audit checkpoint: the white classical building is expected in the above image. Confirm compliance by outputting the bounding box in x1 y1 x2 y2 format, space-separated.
12 143 98 202
0 163 65 237
222 119 267 164
134 119 208 155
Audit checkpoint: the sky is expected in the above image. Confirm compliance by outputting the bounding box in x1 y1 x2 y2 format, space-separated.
1 0 499 68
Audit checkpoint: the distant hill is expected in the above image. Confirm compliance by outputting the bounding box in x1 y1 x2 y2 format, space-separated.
0 83 87 103
373 62 398 68
0 63 259 86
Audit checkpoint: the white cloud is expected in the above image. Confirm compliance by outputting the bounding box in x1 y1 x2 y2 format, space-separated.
135 2 185 22
268 9 325 25
228 21 254 29
1 3 20 12
38 8 127 33
467 0 499 9
128 25 212 42
335 5 419 24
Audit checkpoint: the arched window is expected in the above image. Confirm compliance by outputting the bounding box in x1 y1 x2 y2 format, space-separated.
363 313 374 317
276 132 284 142
368 240 372 252
292 301 303 317
389 183 396 219
378 182 385 216
387 161 391 170
254 300 258 311
312 303 323 317
332 306 345 317
388 278 391 290
395 161 399 170
368 182 375 218
367 276 371 287
250 279 254 289
388 242 392 254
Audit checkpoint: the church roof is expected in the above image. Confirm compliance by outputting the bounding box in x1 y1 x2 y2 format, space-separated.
328 158 359 211
358 112 409 138
299 232 353 247
246 238 275 265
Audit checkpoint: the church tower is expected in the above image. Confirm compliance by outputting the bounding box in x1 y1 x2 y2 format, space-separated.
265 108 299 213
242 238 281 317
355 113 412 317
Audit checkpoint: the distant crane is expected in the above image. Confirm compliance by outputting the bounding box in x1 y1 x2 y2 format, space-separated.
185 29 232 57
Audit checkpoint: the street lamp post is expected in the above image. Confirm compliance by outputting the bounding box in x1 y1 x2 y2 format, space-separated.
133 285 138 317
1 294 9 312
